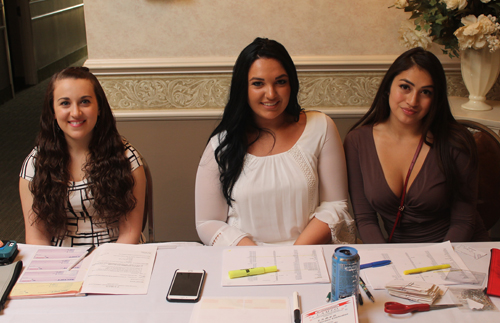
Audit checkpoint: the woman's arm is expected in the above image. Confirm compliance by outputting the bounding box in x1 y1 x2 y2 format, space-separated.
344 130 386 243
294 217 332 245
117 165 147 244
444 150 477 242
295 115 355 245
195 142 253 246
344 132 385 243
19 178 52 245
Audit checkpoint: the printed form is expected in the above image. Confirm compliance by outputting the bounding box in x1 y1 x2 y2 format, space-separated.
221 245 330 286
359 241 477 289
10 247 92 298
80 243 157 295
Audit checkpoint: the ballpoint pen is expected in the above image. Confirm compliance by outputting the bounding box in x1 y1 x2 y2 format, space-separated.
360 260 392 270
67 245 95 271
293 291 301 323
359 277 374 302
404 264 451 275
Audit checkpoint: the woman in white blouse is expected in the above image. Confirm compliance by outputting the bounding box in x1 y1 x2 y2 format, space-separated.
195 38 355 246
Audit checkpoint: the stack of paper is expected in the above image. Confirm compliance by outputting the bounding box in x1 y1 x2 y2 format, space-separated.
221 246 330 287
385 280 441 304
10 243 157 298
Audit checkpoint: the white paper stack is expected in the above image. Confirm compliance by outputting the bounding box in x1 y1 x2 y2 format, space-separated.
385 280 441 304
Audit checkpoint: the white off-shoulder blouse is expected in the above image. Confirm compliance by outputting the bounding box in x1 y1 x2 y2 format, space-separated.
195 111 356 246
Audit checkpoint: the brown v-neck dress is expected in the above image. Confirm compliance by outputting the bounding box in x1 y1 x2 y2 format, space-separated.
344 125 488 243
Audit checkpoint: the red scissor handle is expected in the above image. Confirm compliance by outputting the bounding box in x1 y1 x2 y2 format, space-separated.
384 302 430 314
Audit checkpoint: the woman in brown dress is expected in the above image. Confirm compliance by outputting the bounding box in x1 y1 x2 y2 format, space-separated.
344 47 488 243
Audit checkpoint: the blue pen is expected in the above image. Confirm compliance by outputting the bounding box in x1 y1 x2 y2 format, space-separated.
360 260 391 270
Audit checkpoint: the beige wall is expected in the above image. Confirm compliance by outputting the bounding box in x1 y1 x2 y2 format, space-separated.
84 0 408 60
116 116 359 242
84 1 500 242
83 0 414 242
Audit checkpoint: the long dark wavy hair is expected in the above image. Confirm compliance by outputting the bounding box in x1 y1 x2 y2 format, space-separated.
210 37 303 206
30 67 136 238
349 47 477 201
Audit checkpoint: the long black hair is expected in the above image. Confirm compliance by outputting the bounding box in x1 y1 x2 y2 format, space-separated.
350 47 477 201
210 37 302 206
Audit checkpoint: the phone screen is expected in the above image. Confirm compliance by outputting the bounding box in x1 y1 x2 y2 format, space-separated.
167 270 205 302
170 272 204 296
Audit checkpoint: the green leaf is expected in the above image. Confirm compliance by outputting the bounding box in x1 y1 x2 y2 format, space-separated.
410 12 422 19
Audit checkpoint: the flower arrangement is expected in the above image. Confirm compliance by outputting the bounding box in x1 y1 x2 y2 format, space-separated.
393 0 500 57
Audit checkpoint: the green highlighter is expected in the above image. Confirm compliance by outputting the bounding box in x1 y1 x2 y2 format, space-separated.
228 266 278 279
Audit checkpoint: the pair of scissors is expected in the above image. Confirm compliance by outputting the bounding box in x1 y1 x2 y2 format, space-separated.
384 302 462 314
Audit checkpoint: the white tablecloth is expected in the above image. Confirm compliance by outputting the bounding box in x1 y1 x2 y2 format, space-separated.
2 242 499 323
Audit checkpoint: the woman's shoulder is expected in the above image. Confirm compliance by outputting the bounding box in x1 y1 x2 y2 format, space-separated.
19 147 38 180
344 125 373 145
122 139 143 170
304 110 328 124
208 131 227 150
302 110 332 134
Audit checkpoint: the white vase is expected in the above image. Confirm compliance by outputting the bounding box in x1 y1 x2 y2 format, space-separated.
461 47 500 111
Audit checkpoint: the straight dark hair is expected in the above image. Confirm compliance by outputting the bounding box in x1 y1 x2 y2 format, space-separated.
210 37 302 205
349 47 477 201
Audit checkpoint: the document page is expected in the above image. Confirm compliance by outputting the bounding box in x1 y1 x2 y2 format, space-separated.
10 247 92 298
221 246 330 286
189 297 290 323
80 243 157 295
360 241 474 289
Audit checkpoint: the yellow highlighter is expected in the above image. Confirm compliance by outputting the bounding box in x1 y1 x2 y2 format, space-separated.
404 264 451 275
228 266 278 279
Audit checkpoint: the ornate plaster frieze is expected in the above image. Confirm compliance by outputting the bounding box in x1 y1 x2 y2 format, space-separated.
99 74 231 110
98 71 500 111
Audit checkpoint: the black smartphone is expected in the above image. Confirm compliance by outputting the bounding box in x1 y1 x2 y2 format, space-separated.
166 269 206 302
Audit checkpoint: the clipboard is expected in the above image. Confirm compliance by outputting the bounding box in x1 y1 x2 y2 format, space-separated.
0 261 23 312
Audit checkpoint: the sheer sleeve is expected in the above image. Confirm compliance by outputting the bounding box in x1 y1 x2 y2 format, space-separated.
313 116 356 244
344 130 386 243
444 149 477 242
195 141 250 246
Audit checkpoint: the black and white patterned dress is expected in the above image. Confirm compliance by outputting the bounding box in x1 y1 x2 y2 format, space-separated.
19 141 143 247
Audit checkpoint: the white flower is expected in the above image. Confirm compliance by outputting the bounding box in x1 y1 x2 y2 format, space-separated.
441 0 468 10
486 35 500 51
394 0 408 9
398 20 433 50
481 0 491 3
454 14 498 50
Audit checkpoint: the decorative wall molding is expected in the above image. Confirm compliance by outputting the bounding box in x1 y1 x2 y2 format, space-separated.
94 59 500 121
100 74 231 110
87 54 461 75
